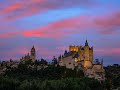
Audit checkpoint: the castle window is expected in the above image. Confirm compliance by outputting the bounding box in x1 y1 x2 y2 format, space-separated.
69 63 71 64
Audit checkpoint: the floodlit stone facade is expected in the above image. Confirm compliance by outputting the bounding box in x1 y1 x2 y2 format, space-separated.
58 40 105 81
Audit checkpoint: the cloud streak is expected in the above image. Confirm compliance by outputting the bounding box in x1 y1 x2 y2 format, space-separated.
0 0 99 21
1 11 120 39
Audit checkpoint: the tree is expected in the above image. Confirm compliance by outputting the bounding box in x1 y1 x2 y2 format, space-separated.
52 56 58 65
40 58 48 65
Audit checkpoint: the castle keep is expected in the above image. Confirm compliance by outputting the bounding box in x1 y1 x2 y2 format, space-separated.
58 40 105 81
69 40 93 62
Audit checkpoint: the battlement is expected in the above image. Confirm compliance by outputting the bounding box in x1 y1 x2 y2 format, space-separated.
69 45 82 52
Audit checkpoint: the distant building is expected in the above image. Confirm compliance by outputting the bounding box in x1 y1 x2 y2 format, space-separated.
0 60 19 75
20 46 36 63
58 40 105 81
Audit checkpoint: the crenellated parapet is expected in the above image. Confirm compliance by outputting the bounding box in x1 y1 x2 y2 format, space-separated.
69 45 82 52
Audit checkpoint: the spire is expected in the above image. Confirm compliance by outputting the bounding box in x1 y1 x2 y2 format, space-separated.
32 45 35 49
85 40 89 46
31 45 35 51
64 50 67 56
58 55 61 59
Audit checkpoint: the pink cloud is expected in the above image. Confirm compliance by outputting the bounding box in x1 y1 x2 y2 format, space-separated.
1 11 120 39
0 0 99 21
0 32 19 38
95 48 120 55
21 16 93 38
94 11 120 34
3 3 23 13
0 0 47 21
0 16 90 38
1 0 47 13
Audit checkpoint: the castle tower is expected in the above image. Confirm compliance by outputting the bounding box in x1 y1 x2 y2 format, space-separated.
82 40 93 68
30 46 36 62
84 40 90 61
83 40 93 62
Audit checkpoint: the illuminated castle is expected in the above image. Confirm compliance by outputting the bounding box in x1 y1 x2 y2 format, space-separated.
20 46 36 62
69 40 93 62
58 40 105 81
58 40 94 68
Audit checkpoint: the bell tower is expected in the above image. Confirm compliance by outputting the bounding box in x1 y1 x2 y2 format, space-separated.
30 46 36 62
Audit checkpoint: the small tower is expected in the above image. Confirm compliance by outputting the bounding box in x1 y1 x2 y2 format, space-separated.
30 46 36 62
64 50 68 56
85 40 89 46
84 40 90 61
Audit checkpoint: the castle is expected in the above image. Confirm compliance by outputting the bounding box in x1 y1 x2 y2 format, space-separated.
19 41 105 81
58 40 105 81
20 46 36 63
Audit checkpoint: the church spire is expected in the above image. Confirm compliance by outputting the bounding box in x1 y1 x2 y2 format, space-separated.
31 45 35 51
32 45 35 49
85 40 89 46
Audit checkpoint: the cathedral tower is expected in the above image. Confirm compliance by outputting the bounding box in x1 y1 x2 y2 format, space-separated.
30 46 36 62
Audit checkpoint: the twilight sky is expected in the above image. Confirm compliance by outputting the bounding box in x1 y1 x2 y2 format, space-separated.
0 0 120 65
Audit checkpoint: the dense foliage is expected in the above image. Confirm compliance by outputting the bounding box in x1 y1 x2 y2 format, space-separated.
5 64 84 80
0 60 120 90
105 64 120 89
0 61 102 90
0 77 102 90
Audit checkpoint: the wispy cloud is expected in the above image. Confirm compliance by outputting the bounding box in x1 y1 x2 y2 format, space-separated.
0 0 99 21
1 11 120 39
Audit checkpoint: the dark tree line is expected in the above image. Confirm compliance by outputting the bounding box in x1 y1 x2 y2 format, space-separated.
0 59 103 90
0 57 120 90
104 64 120 90
0 77 102 90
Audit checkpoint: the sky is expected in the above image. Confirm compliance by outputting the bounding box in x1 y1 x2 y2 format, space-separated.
0 0 120 65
